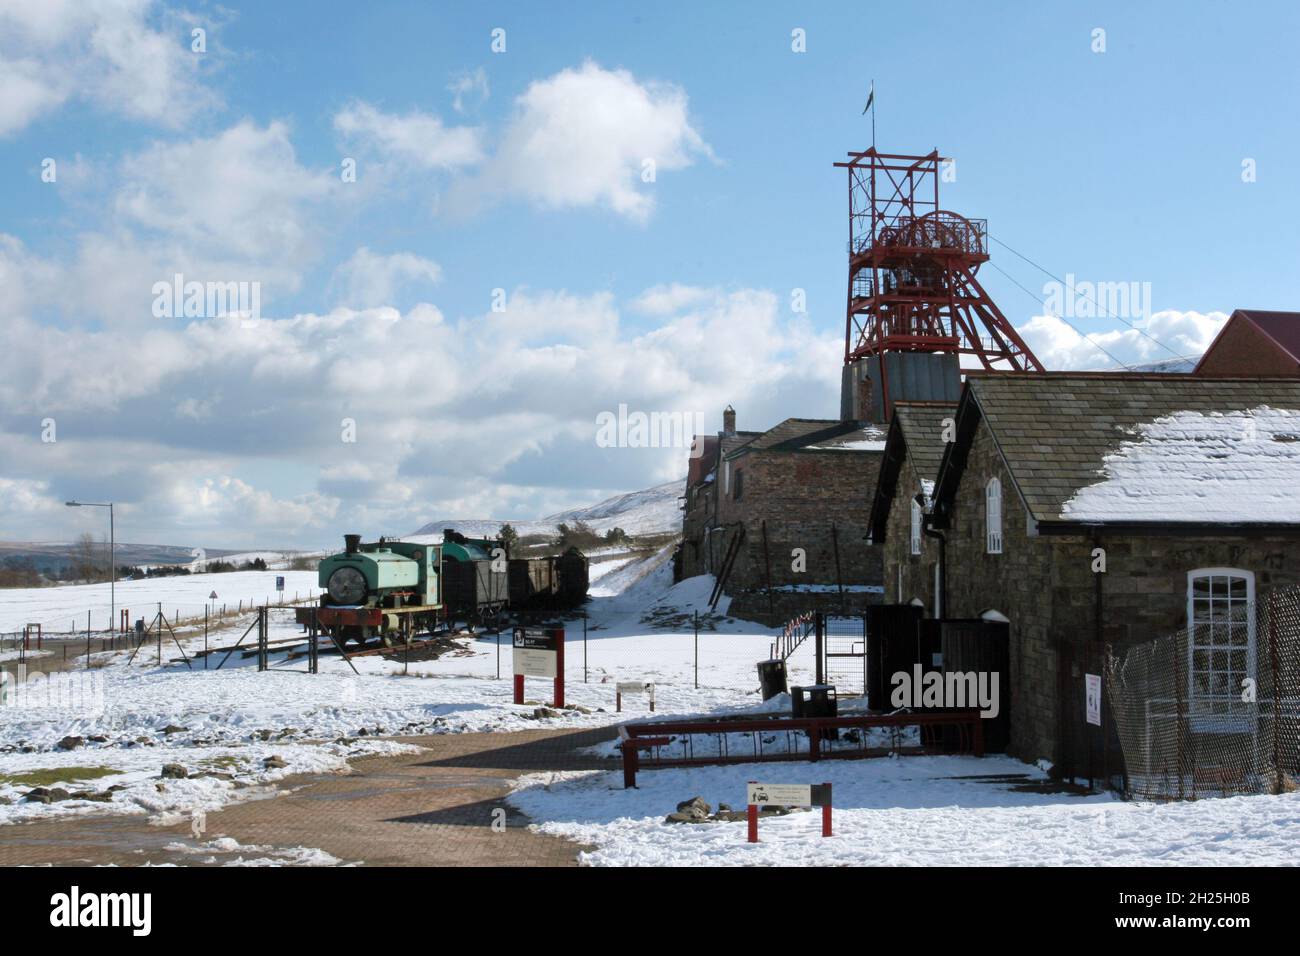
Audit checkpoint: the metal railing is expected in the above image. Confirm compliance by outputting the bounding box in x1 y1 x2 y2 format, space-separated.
770 611 816 661
618 710 984 787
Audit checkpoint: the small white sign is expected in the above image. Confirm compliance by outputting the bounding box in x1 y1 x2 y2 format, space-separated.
1085 673 1102 727
514 648 557 679
617 681 647 695
747 783 812 807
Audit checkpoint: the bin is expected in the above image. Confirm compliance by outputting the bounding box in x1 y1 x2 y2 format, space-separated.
792 684 838 739
756 659 788 701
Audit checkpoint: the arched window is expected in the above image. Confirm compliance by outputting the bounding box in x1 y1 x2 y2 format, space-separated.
985 477 1003 554
1187 568 1255 731
909 497 922 555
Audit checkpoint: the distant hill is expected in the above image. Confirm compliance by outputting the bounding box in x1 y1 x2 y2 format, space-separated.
409 479 685 541
1130 357 1198 373
0 542 303 576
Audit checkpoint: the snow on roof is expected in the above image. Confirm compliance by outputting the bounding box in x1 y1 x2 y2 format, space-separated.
803 425 888 453
805 437 887 452
1061 405 1300 523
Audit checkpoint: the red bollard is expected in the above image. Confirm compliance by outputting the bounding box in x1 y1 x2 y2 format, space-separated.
747 781 759 843
822 782 833 837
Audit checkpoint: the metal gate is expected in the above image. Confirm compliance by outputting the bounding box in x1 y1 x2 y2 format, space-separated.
819 614 867 696
1058 639 1122 790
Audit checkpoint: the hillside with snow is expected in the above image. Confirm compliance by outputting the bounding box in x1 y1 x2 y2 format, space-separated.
409 479 684 540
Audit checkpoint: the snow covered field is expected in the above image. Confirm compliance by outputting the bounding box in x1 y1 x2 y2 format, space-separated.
0 547 790 829
508 757 1300 866
0 570 319 633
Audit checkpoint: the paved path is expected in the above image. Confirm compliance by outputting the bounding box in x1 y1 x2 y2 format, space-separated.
0 726 619 867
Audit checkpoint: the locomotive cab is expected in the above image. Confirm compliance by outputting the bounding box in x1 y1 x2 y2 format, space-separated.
312 534 443 646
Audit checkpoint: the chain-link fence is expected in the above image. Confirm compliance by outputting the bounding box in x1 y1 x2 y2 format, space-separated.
1106 584 1300 800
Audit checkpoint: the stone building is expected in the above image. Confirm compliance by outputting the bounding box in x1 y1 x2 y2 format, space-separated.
867 401 958 617
871 371 1300 768
679 406 887 621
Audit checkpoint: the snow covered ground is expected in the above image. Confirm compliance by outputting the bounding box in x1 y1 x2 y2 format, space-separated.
6 543 1297 867
508 757 1300 866
0 547 792 829
0 570 319 633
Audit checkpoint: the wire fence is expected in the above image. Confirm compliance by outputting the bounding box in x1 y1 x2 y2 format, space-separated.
1106 584 1300 800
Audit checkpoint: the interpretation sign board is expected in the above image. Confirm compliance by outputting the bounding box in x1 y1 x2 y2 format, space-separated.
512 628 564 707
745 781 833 843
745 783 831 807
1085 673 1102 727
616 681 655 712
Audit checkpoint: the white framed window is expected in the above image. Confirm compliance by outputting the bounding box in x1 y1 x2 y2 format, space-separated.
1187 568 1255 732
985 476 1003 554
909 497 922 555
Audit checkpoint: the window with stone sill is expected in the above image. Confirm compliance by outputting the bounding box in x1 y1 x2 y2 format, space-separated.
985 476 1003 554
1186 568 1255 733
909 497 922 555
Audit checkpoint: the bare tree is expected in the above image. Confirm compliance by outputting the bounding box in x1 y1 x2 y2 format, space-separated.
70 532 107 582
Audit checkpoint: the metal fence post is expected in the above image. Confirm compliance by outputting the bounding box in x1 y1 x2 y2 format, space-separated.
1268 591 1281 794
815 612 825 686
694 609 699 690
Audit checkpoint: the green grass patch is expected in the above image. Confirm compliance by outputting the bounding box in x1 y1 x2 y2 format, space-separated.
0 766 123 788
198 755 242 770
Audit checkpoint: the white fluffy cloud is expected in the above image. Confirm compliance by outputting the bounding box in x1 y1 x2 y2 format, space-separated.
0 281 833 546
330 248 442 307
0 0 218 135
13 121 339 325
333 101 484 169
630 283 717 316
115 120 334 266
454 61 712 221
1015 309 1228 370
448 67 489 114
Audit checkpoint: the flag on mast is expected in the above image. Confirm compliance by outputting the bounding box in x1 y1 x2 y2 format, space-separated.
862 81 874 115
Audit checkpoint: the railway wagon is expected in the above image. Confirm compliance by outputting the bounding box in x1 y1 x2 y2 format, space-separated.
553 547 590 606
439 530 508 625
507 557 556 605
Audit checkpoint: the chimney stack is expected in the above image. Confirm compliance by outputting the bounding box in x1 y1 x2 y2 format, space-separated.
722 405 736 436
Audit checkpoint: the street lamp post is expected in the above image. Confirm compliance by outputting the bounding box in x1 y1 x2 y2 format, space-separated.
66 501 114 631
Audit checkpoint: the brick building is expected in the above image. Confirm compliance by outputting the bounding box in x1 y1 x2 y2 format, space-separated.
679 406 886 621
1194 309 1300 376
871 371 1300 769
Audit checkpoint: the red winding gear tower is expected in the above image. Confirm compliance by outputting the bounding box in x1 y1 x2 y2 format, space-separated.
834 149 1043 423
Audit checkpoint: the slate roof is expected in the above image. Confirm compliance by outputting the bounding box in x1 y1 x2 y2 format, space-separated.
939 373 1300 527
724 418 884 459
867 402 957 543
891 402 956 485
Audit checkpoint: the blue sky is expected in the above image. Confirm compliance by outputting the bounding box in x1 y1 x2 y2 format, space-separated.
0 1 1296 548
